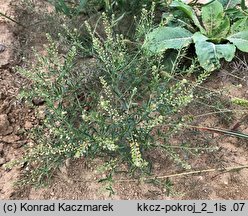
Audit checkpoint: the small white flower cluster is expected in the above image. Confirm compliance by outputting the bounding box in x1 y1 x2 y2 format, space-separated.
74 141 91 158
99 77 124 122
152 78 193 112
130 140 148 168
135 2 156 40
95 136 118 152
139 114 165 133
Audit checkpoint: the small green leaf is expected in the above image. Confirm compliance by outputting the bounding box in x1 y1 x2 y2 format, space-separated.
211 15 230 38
218 0 241 9
231 97 248 107
226 8 247 21
227 30 248 52
143 27 193 53
54 0 71 16
170 1 206 34
193 32 236 71
202 0 225 37
74 151 82 159
231 17 248 33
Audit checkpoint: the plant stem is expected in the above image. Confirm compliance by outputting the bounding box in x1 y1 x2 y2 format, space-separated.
0 11 26 28
187 125 248 139
116 165 248 182
241 0 247 10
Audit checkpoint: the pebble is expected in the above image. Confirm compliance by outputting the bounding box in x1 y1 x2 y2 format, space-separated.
32 98 45 106
59 165 68 175
0 44 6 53
223 180 228 185
28 142 35 148
2 135 20 143
0 143 3 153
0 92 4 100
0 158 6 166
24 121 33 130
0 114 10 135
13 141 26 149
37 106 46 120
9 118 15 123
65 158 70 167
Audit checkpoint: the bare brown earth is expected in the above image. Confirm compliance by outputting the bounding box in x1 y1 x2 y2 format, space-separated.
0 0 248 200
0 0 23 199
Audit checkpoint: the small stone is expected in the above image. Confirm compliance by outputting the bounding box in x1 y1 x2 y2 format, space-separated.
0 158 6 165
37 106 46 120
0 143 4 153
0 92 4 100
67 179 74 184
0 101 9 113
2 135 20 143
4 126 13 136
24 121 33 130
32 98 45 106
0 114 10 135
59 165 68 175
223 180 228 185
65 158 70 167
9 118 15 123
13 141 26 149
15 164 24 171
28 142 35 148
0 44 6 53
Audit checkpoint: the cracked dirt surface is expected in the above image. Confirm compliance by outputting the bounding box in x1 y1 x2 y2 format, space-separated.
0 0 34 199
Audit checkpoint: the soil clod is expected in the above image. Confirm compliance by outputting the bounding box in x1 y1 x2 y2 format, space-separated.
2 135 20 144
0 44 6 53
0 158 6 166
0 114 11 136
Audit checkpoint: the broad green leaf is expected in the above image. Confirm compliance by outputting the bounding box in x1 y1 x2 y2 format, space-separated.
211 15 230 38
143 27 193 53
76 0 87 14
231 17 248 33
170 1 206 34
55 0 71 16
226 8 247 21
218 0 241 9
241 0 247 9
193 32 236 71
161 50 179 72
227 30 248 52
202 0 225 37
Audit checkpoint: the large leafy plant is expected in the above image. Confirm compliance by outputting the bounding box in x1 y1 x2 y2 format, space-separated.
143 0 248 71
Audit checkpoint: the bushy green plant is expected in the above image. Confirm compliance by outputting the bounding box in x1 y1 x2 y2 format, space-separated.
143 0 248 71
7 6 212 186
